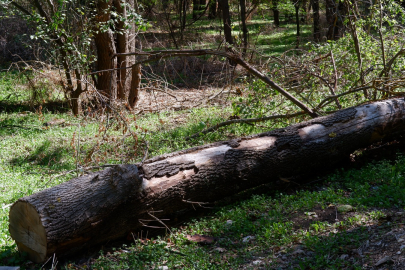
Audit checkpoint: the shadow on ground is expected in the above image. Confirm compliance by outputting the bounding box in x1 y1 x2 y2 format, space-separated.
9 140 72 171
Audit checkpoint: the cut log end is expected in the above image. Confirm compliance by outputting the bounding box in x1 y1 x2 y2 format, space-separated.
9 202 47 263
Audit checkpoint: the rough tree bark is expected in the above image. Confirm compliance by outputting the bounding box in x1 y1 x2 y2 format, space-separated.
219 0 233 46
128 63 141 108
240 0 248 56
94 0 118 99
312 0 321 42
9 97 405 263
272 0 280 27
114 0 129 100
208 0 217 18
325 0 337 40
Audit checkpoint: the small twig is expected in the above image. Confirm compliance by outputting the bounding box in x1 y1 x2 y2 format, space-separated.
316 86 373 110
41 255 53 269
143 87 179 100
182 199 213 209
141 141 149 165
147 211 172 233
164 247 187 256
330 51 342 109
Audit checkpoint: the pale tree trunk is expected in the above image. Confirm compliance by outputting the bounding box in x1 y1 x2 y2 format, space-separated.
94 0 118 99
128 63 141 108
9 97 405 263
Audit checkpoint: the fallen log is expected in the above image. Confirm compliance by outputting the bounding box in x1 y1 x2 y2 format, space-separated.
9 97 405 263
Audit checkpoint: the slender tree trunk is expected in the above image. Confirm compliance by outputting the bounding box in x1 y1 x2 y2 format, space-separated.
272 0 280 27
325 0 333 40
200 0 206 11
219 0 233 46
128 64 141 108
114 0 128 100
70 87 82 116
295 3 300 47
301 0 308 23
181 0 187 40
305 0 312 23
240 0 248 56
94 0 117 99
208 0 217 18
335 0 347 39
193 0 199 19
312 0 321 42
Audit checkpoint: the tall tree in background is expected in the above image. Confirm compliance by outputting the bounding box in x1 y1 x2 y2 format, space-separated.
240 0 248 55
312 0 321 41
208 0 217 18
325 0 336 40
193 0 199 19
219 0 234 46
94 0 117 99
294 0 301 47
272 0 280 27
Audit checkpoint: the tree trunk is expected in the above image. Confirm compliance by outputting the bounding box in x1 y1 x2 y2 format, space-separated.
114 0 129 100
312 0 321 41
9 97 405 263
295 3 300 48
240 0 248 56
128 63 141 108
208 0 217 18
94 0 118 99
219 0 233 46
193 0 199 19
325 0 336 40
69 88 82 116
336 0 347 38
272 0 280 27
